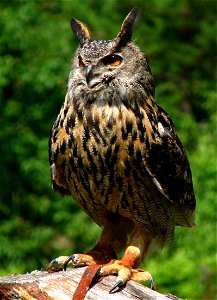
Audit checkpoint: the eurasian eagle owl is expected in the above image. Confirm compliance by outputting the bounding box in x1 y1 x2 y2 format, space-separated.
48 7 196 296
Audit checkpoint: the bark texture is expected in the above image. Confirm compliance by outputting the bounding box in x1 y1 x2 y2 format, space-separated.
0 267 182 300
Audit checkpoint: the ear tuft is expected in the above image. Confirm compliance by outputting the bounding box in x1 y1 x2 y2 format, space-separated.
70 18 90 46
114 7 139 51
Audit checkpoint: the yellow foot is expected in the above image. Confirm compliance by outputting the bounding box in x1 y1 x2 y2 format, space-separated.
46 249 116 272
98 260 155 292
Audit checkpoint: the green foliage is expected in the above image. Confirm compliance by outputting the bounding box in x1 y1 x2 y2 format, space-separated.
0 1 216 299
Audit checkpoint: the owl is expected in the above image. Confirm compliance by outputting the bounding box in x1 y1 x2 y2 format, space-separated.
48 7 196 295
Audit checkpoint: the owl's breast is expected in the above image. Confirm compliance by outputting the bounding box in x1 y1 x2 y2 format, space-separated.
50 99 155 222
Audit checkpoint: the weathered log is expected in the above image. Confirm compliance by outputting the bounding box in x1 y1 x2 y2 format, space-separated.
0 266 181 300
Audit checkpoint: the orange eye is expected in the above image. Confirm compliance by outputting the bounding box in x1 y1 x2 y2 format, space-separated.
102 54 122 66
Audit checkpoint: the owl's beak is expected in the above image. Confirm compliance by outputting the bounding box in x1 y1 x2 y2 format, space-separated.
85 65 93 84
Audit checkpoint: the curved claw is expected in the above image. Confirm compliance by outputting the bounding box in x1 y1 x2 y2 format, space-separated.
150 275 156 290
63 254 85 270
109 278 125 293
63 255 74 271
46 256 69 272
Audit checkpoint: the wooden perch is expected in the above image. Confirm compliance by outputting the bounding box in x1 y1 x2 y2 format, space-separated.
0 266 181 300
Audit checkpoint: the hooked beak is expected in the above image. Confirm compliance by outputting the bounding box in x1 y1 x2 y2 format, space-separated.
85 65 93 84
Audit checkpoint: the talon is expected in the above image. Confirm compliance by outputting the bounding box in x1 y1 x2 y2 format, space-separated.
150 275 156 290
63 255 75 270
50 258 58 265
97 267 104 276
109 278 125 293
46 256 70 271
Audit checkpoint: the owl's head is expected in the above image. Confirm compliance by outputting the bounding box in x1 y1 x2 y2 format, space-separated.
69 8 154 101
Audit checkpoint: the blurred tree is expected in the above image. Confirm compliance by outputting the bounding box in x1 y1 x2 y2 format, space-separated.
0 1 216 299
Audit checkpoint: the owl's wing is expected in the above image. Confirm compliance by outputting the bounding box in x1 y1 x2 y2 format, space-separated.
48 116 72 196
145 106 196 226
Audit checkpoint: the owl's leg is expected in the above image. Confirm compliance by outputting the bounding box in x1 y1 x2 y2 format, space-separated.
98 225 155 292
46 218 128 271
46 241 116 272
62 242 117 268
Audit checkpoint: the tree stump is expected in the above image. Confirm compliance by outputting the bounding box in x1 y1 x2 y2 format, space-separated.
0 266 181 300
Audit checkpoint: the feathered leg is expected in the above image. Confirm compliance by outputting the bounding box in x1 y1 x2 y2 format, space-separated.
46 215 131 271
